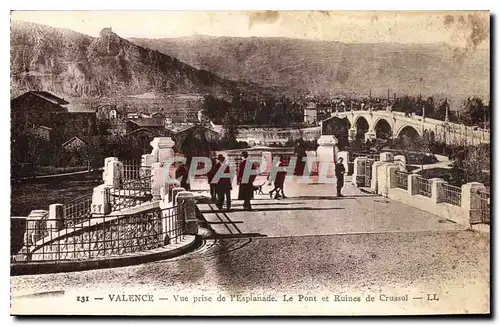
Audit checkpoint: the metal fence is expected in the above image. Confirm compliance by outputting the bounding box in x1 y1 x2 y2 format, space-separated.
63 195 93 227
395 171 409 190
108 174 153 212
415 176 432 198
439 184 462 207
14 204 186 262
475 190 490 224
122 160 151 181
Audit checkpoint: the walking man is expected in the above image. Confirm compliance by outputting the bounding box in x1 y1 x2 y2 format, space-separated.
215 154 232 210
207 157 218 202
335 157 346 197
238 151 258 211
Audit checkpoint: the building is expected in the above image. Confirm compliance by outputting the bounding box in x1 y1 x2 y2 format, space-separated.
62 136 87 152
304 102 318 124
11 91 97 144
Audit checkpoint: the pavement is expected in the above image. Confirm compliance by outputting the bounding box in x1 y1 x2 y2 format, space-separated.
10 175 490 315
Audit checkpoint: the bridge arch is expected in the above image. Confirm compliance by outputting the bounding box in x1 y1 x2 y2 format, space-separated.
396 125 421 139
354 116 370 141
373 118 393 140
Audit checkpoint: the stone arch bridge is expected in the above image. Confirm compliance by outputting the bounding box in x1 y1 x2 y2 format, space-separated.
320 110 490 146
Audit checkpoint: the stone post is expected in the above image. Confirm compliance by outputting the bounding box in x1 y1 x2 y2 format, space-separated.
47 204 63 236
102 157 119 183
23 210 48 248
171 187 186 205
151 162 168 200
261 151 272 175
370 161 383 192
408 174 420 196
176 191 197 235
387 166 399 190
141 153 157 177
316 135 338 179
394 155 407 172
353 157 367 186
430 178 446 204
103 160 123 188
461 182 487 225
305 150 318 176
379 152 394 162
91 185 111 215
150 137 176 163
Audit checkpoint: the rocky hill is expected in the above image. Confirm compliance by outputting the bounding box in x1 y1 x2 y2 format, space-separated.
10 21 255 99
130 35 489 101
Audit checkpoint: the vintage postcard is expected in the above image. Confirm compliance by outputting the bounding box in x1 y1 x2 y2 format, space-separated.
9 10 490 316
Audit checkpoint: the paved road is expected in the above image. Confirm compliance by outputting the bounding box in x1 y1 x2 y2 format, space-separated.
11 177 490 315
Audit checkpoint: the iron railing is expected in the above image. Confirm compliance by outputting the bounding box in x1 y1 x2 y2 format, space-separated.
395 171 409 190
62 194 93 227
476 190 490 224
108 174 153 212
13 203 186 262
122 160 151 181
415 176 432 198
439 184 462 207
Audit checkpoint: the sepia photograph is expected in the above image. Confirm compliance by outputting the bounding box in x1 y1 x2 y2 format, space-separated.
8 9 491 316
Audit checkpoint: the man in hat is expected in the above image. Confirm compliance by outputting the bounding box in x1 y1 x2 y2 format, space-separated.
237 151 258 210
335 157 346 197
207 153 218 202
215 154 232 210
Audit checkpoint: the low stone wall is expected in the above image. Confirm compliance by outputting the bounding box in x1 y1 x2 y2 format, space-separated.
353 152 490 229
30 209 163 261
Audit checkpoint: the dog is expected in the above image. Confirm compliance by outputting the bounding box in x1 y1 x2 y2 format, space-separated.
253 181 266 195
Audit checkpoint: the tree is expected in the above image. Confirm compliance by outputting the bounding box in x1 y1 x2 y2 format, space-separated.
461 97 490 127
221 113 239 149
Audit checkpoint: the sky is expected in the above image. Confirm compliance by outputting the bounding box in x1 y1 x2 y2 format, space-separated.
11 10 489 49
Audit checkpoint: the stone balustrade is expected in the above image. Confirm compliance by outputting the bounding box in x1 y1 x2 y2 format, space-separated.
353 152 490 228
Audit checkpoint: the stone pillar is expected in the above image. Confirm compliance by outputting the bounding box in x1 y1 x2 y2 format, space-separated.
387 166 399 190
379 152 394 162
261 151 272 175
337 151 349 173
151 162 168 200
23 210 49 248
141 153 157 177
150 137 176 163
305 150 318 176
102 157 119 183
394 155 407 172
353 157 367 186
47 204 63 236
103 160 123 188
176 191 197 235
316 135 338 179
91 184 111 215
461 182 487 225
370 161 383 192
171 187 186 205
430 178 446 204
377 163 398 197
408 174 420 196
